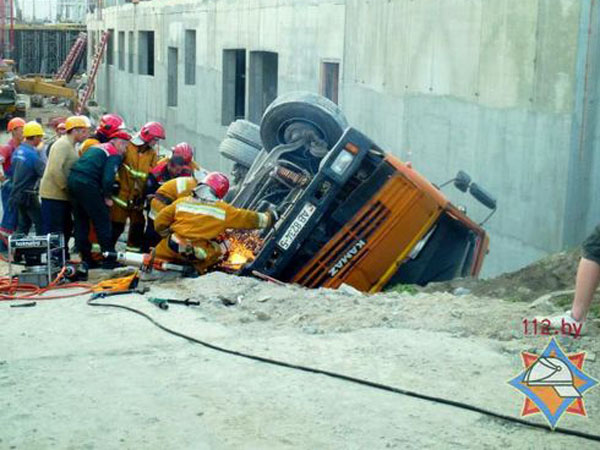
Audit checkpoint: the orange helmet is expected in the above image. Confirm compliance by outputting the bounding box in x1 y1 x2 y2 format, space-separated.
7 117 26 132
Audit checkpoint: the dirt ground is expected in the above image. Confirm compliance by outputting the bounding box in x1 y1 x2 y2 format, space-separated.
2 257 600 449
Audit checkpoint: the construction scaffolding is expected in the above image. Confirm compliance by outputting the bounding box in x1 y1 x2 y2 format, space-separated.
12 24 86 75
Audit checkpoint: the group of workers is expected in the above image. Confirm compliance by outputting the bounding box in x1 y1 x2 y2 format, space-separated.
0 114 275 273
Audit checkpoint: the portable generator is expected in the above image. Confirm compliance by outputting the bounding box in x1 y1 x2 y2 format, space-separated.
8 233 66 287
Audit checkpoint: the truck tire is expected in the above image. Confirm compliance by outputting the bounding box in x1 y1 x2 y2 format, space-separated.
260 92 348 152
226 120 262 150
219 137 260 168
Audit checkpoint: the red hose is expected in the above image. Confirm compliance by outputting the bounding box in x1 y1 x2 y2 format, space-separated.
0 266 93 300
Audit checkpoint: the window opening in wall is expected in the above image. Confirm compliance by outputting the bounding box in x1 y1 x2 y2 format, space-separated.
106 28 114 65
90 33 96 61
222 49 246 125
185 29 196 85
320 61 339 104
138 31 155 76
118 31 125 70
128 31 134 73
168 47 178 107
248 51 278 124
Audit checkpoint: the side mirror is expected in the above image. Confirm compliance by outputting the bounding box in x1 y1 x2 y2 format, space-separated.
469 183 496 210
454 170 471 193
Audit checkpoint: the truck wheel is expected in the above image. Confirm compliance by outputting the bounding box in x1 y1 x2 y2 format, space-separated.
260 92 348 152
219 137 260 168
226 120 262 150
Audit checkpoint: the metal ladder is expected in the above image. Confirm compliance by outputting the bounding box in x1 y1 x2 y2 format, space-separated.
54 32 88 83
75 30 110 115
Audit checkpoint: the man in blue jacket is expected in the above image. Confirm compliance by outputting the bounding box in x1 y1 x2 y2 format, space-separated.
9 121 46 235
68 128 131 269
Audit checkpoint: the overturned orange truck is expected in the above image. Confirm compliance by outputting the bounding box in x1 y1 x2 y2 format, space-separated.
221 93 496 293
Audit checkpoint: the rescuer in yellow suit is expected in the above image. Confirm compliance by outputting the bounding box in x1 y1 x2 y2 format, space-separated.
148 176 199 221
153 172 274 274
111 121 164 250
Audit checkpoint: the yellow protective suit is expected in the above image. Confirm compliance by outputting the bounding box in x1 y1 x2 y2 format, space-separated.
110 142 158 249
149 176 198 220
154 195 271 273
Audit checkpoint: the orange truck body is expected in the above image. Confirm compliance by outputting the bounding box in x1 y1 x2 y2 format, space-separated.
243 127 489 293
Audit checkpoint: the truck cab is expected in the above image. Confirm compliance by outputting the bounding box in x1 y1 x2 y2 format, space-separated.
223 92 495 293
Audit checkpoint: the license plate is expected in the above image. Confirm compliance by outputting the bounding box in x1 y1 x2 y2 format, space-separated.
278 203 316 250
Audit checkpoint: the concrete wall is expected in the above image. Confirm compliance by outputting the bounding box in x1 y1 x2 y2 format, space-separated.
88 0 597 277
89 0 345 174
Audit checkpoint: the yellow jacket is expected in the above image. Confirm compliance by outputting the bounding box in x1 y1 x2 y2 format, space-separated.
149 176 198 220
154 195 271 242
113 142 158 210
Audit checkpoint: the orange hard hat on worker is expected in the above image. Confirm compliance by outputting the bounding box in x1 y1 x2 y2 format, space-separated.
7 117 25 132
132 121 165 146
196 172 230 199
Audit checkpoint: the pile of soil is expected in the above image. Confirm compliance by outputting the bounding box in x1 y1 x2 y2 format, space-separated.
416 248 581 303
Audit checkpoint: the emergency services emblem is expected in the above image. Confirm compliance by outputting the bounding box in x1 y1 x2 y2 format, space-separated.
508 338 598 428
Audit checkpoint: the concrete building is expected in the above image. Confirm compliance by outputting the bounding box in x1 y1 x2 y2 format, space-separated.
87 0 600 277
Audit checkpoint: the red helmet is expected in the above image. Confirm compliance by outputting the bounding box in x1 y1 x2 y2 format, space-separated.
97 113 124 136
108 128 132 141
132 121 165 145
172 142 194 164
202 172 230 199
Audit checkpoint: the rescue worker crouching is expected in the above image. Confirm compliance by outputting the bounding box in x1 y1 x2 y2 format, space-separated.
153 172 276 274
111 121 165 251
67 128 132 269
40 115 91 259
9 121 47 235
79 113 125 156
142 143 197 252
